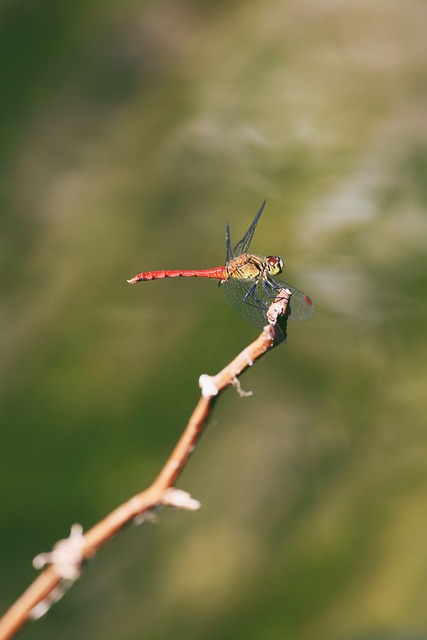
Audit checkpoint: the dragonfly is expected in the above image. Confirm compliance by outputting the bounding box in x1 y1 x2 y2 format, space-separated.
127 201 313 329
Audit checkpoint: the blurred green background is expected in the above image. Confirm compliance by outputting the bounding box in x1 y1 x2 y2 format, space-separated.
1 1 427 639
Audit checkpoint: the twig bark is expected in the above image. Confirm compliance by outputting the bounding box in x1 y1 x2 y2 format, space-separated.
0 289 290 640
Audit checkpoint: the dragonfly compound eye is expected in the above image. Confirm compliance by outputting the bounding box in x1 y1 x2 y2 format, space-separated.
266 256 284 276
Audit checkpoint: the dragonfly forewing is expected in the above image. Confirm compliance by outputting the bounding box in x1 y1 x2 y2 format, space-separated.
231 201 266 257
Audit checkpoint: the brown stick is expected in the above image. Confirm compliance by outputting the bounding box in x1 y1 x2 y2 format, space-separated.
0 289 290 640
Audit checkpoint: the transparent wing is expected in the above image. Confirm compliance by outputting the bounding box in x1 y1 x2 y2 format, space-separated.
220 276 267 329
221 272 313 327
225 223 233 262
232 201 266 256
269 278 314 321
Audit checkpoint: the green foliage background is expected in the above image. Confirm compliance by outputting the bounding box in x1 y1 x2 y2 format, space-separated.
1 2 427 639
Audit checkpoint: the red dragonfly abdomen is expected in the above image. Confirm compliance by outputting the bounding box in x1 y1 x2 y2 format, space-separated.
127 265 227 284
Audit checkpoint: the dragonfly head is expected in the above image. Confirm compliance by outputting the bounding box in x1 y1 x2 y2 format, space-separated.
266 255 285 276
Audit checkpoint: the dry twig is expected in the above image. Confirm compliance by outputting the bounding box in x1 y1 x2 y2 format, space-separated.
0 288 291 640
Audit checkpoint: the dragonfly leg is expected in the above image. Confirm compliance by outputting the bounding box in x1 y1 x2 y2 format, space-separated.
262 278 290 302
242 283 256 303
262 279 278 299
262 280 293 321
243 282 268 313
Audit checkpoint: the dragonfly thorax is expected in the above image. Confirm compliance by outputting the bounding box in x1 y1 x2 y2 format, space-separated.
266 255 284 276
